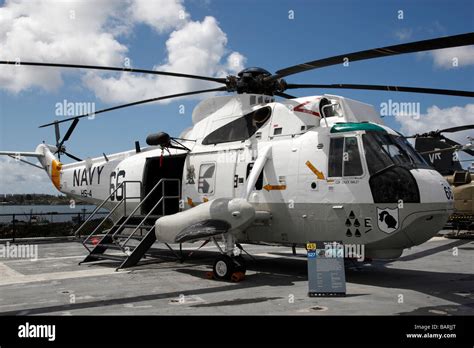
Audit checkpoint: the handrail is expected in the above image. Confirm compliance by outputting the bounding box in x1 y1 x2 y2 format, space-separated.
116 178 181 248
82 200 125 252
112 178 180 244
78 178 180 254
119 196 164 247
74 181 124 237
78 180 142 251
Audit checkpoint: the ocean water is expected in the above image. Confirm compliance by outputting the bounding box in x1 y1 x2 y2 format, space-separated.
0 205 105 223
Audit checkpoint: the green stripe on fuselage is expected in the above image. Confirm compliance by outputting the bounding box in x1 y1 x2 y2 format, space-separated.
330 122 386 133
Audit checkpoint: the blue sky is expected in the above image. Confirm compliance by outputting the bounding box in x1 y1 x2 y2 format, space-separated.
0 0 473 194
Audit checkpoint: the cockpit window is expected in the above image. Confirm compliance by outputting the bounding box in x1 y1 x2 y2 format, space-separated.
344 137 363 176
394 136 429 166
328 136 363 177
328 138 344 177
202 106 272 145
362 132 429 175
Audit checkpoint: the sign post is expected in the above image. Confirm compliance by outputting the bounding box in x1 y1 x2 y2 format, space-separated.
307 241 346 297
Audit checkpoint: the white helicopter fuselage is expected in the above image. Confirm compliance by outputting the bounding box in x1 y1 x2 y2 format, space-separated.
48 93 453 259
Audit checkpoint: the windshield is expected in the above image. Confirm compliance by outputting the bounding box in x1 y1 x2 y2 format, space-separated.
362 132 429 175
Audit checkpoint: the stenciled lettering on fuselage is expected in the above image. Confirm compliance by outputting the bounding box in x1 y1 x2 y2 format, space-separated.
73 166 105 187
110 169 126 201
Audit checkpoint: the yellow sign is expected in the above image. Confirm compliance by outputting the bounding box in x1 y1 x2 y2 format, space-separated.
263 184 287 191
305 161 325 180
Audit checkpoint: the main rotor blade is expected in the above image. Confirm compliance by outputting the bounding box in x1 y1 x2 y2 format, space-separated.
439 124 474 133
461 147 474 156
285 83 474 97
0 60 226 84
442 135 474 156
40 87 227 128
419 146 459 155
405 125 474 138
63 151 82 162
418 142 474 157
274 91 296 99
440 135 463 147
274 32 474 78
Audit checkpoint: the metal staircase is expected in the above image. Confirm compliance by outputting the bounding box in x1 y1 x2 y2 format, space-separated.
75 178 180 270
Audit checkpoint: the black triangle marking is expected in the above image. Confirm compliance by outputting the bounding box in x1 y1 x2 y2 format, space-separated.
346 229 352 237
355 229 361 237
345 218 352 227
349 211 355 219
354 219 360 227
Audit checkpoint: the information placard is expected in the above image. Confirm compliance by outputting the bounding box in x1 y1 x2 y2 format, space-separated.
307 241 346 297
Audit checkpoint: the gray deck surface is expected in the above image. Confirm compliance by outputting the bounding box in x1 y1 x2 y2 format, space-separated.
0 233 473 315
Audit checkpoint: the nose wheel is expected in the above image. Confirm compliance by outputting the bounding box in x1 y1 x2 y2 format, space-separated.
210 234 247 281
212 254 247 281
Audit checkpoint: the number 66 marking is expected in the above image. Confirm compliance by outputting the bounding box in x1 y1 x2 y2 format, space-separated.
110 170 126 201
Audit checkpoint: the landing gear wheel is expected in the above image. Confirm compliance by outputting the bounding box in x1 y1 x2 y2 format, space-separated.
213 255 235 280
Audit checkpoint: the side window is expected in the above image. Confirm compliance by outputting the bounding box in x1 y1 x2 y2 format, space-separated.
198 163 216 194
328 136 363 177
328 137 344 177
246 163 263 190
202 106 272 145
343 137 363 176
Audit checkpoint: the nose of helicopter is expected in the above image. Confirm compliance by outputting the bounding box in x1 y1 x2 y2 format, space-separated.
403 168 453 244
366 168 453 258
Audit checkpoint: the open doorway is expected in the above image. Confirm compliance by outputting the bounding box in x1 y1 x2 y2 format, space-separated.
142 154 186 216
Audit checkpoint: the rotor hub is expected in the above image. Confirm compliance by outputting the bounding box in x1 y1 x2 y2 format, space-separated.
226 67 286 95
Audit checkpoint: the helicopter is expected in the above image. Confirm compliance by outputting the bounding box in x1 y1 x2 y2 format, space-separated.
408 126 474 231
1 32 473 280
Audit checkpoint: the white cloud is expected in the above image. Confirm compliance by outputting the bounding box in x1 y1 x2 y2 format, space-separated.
0 0 129 93
394 28 413 41
0 0 247 193
129 0 189 33
83 16 245 104
0 157 56 194
396 103 474 146
430 46 474 69
0 0 246 104
225 52 247 75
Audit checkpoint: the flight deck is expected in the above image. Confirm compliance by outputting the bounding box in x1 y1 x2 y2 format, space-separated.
0 232 472 316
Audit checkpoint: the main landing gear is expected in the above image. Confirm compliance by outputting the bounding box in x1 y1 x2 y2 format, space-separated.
210 234 247 282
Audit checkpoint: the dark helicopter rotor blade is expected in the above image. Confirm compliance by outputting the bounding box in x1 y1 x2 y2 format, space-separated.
285 83 474 98
274 91 296 99
57 118 80 150
438 124 474 133
273 32 474 78
418 143 474 157
441 135 474 156
405 125 474 138
462 148 474 156
0 60 227 84
419 146 459 155
63 151 82 162
39 87 227 128
54 122 60 145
